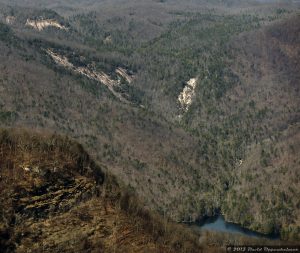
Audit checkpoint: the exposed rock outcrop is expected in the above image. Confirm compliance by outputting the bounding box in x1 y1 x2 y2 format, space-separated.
26 19 67 31
178 77 198 112
115 67 133 84
5 16 15 25
46 49 130 103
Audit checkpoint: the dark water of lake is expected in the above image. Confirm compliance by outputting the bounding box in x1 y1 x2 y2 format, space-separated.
193 215 279 240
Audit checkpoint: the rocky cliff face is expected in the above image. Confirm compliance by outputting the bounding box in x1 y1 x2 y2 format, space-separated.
178 77 198 113
25 19 67 31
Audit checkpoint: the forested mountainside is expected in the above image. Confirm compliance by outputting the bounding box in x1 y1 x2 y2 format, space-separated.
0 129 205 253
0 0 299 247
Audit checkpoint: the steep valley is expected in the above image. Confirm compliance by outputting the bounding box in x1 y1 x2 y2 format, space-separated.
0 0 299 251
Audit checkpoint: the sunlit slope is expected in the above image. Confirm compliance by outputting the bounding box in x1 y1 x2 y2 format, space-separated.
0 129 204 253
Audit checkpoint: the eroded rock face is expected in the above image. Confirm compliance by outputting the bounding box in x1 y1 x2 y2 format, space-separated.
178 77 198 112
46 49 132 103
13 174 96 220
5 16 15 25
25 19 67 31
103 35 112 44
4 158 102 223
115 67 133 84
